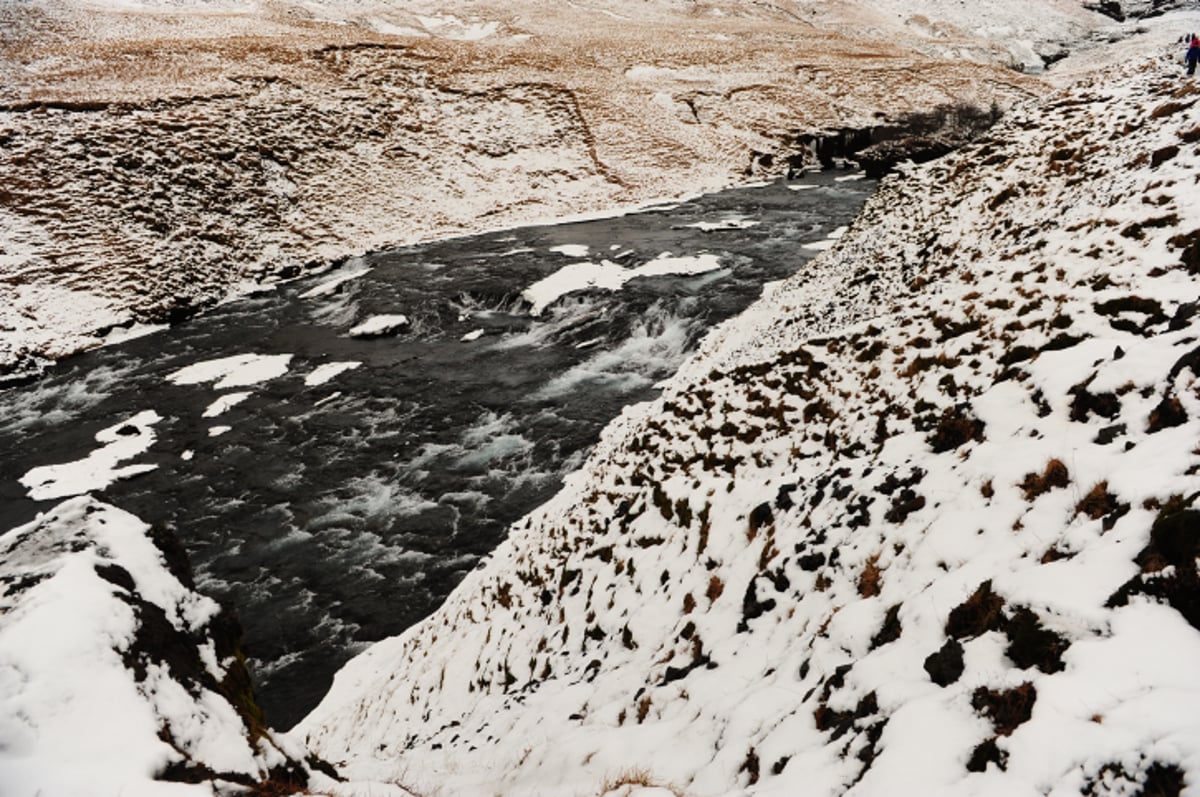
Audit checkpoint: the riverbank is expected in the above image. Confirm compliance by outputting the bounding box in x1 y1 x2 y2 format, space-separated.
3 0 1119 381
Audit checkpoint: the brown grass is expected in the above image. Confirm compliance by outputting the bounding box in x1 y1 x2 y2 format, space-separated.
1018 458 1069 501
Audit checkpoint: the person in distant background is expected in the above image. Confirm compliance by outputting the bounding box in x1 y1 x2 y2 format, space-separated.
1187 36 1200 76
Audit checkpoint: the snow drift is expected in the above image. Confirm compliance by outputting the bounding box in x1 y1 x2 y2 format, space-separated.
0 497 336 796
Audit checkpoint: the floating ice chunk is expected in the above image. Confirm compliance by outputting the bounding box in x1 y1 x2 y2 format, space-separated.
201 391 251 418
522 261 630 316
522 253 722 316
305 362 362 386
787 183 819 191
168 354 292 390
208 426 231 437
20 410 162 500
461 329 485 342
349 315 410 338
835 173 866 182
549 244 589 257
632 252 722 279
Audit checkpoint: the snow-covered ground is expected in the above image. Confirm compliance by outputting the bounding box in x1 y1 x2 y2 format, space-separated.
295 40 1200 797
5 2 1200 796
0 497 340 795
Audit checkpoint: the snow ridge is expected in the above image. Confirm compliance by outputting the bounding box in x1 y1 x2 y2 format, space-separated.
298 54 1200 797
0 497 332 796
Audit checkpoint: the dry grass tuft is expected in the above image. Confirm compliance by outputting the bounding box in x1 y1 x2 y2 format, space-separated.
1018 459 1069 501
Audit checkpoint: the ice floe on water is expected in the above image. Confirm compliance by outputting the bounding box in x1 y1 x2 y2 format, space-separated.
460 329 485 342
201 391 251 418
168 353 293 389
548 244 589 257
348 314 410 338
522 252 722 316
19 410 162 501
304 361 362 387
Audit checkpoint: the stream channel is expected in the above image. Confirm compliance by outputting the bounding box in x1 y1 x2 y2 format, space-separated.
0 171 877 728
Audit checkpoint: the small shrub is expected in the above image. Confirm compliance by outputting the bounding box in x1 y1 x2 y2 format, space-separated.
945 580 1005 639
858 554 883 598
971 683 1037 736
1018 459 1070 501
928 405 985 452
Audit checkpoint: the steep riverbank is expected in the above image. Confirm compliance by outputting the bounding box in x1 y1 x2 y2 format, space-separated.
0 173 879 731
3 5 1200 796
297 49 1200 797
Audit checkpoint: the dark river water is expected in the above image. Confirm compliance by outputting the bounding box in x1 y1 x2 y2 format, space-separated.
0 172 875 728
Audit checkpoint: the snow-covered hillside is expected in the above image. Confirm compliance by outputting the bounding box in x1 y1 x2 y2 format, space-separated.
297 48 1200 797
2 0 1158 380
0 497 342 795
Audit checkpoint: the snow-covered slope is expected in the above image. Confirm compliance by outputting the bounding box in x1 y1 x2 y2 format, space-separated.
4 0 1151 380
297 50 1200 797
0 496 341 796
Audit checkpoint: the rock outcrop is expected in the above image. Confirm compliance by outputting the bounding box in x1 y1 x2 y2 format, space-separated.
0 496 338 795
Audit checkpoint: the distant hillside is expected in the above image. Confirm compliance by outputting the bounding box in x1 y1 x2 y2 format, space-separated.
297 51 1200 797
4 0 1138 379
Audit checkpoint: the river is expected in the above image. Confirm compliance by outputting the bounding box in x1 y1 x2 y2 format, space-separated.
0 171 877 728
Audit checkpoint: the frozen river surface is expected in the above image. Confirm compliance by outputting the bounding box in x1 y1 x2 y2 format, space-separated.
0 172 876 728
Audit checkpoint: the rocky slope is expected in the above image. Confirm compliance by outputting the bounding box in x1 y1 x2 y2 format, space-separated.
3 0 1150 380
296 45 1200 797
0 496 342 795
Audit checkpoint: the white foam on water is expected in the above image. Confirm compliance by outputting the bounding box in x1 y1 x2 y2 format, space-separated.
313 473 438 528
455 412 534 470
0 363 128 436
534 303 694 400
